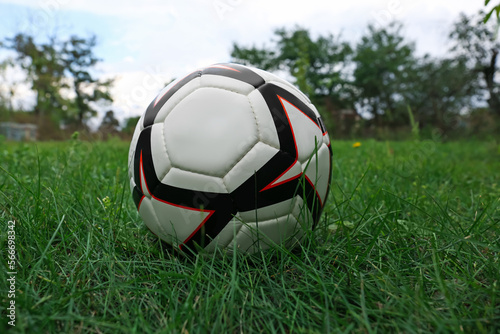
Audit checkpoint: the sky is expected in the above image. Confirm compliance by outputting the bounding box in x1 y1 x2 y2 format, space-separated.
0 0 494 126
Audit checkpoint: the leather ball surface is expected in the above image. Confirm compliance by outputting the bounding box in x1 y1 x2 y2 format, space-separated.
128 63 332 253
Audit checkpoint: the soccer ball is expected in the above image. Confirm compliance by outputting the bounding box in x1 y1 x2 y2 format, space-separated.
128 63 332 253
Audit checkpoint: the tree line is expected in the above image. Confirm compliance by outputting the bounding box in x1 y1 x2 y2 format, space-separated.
231 12 500 138
0 10 499 140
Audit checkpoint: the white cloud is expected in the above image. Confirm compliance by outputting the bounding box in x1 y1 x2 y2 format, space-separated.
109 70 171 119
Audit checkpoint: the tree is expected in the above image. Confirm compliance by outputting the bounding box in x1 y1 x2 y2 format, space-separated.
353 22 417 126
122 116 140 135
231 26 355 135
231 26 353 107
405 56 479 131
0 58 14 119
5 33 68 119
450 12 500 116
99 110 119 133
62 35 113 128
3 33 114 134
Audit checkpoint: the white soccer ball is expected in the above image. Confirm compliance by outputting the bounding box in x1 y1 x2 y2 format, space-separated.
128 63 332 253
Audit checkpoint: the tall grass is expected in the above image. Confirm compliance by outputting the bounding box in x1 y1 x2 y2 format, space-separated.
0 138 499 333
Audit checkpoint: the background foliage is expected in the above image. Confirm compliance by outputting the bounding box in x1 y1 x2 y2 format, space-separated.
232 12 500 139
0 11 498 140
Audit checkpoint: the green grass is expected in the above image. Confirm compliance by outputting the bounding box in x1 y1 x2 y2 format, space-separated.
1 138 499 333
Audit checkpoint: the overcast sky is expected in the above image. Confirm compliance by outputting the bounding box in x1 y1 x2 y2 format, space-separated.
0 0 493 125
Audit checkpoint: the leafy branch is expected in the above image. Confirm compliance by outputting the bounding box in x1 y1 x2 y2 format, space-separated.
484 0 500 23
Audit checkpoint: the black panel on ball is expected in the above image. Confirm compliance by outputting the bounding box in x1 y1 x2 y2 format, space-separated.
202 63 265 88
132 185 143 210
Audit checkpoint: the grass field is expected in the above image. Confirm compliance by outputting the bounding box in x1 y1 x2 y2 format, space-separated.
1 137 499 333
